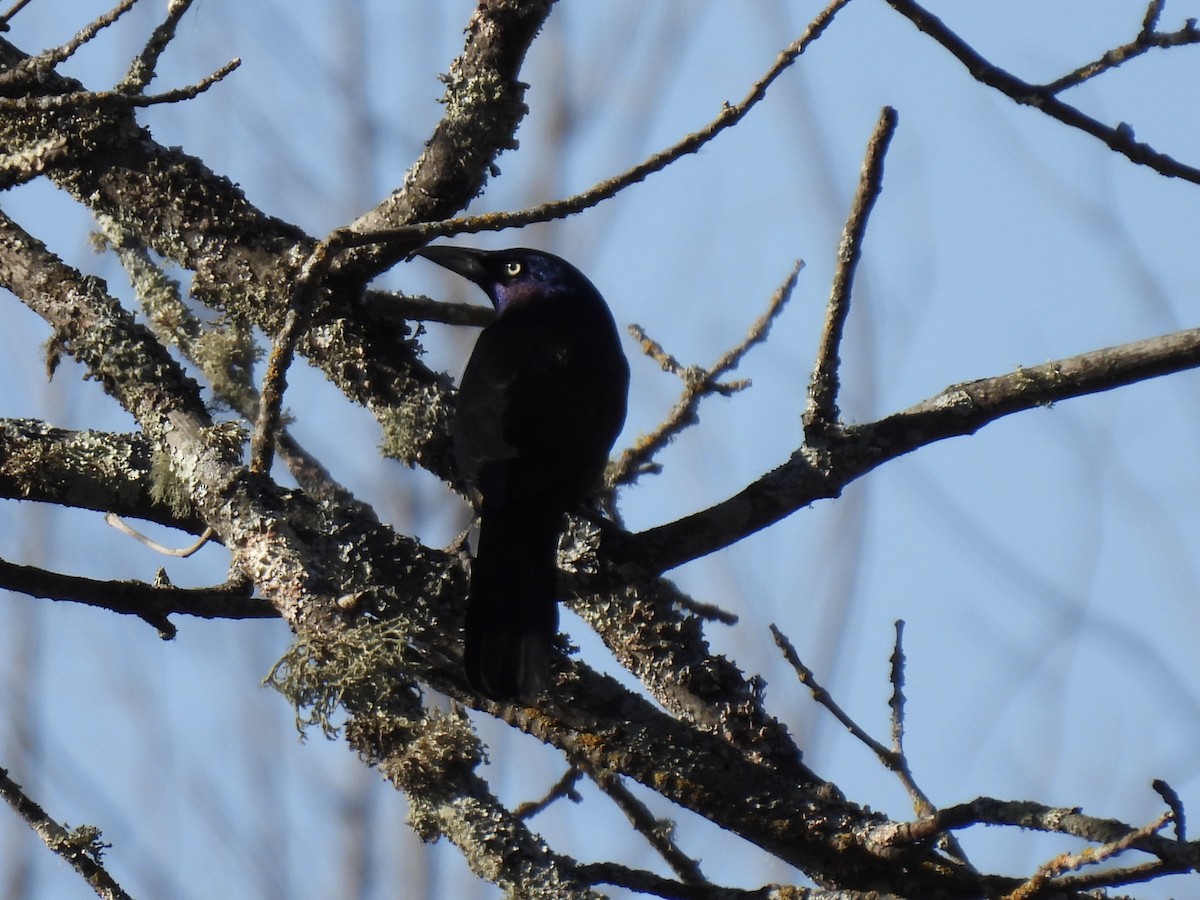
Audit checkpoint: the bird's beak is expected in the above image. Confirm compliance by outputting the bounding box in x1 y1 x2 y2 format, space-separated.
411 245 489 287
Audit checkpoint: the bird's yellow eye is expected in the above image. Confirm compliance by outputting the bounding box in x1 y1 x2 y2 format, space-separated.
503 261 523 277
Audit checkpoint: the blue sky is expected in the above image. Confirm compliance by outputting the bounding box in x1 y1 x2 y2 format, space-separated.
2 2 1199 897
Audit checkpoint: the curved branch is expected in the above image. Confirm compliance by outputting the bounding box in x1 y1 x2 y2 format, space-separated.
623 326 1200 574
332 0 853 254
885 0 1200 185
338 0 558 278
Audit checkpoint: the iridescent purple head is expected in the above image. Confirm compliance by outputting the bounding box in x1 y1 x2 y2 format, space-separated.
412 245 601 315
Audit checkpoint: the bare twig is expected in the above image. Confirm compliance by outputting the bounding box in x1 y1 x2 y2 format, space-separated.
1053 858 1188 893
1154 779 1186 841
1041 6 1200 95
514 766 583 820
0 0 37 31
867 795 1200 878
772 624 889 755
588 769 706 885
575 861 903 899
105 513 213 558
885 0 1200 186
886 622 972 866
1141 0 1167 35
886 620 907 767
0 766 133 900
119 0 197 93
250 238 339 475
327 0 854 258
1002 811 1173 900
773 622 981 868
804 107 897 437
0 554 272 637
0 58 241 111
0 0 140 86
611 260 801 486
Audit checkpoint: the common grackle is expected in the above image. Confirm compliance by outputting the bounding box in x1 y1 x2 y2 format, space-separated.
414 245 629 700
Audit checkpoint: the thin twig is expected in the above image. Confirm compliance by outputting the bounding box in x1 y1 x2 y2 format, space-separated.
1153 779 1186 841
868 795 1199 875
887 620 907 766
772 624 893 758
574 861 846 899
0 0 37 31
0 554 273 637
610 259 801 487
0 766 134 900
771 622 974 868
804 107 897 437
1040 7 1200 95
589 769 706 885
885 0 1200 186
513 766 583 820
886 621 972 866
106 513 213 558
324 0 854 259
119 0 197 93
1141 0 1167 35
884 620 936 819
0 0 140 85
1002 811 1173 900
250 238 338 475
1051 858 1187 894
0 58 241 111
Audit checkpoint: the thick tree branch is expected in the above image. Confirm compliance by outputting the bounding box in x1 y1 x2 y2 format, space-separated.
0 418 204 533
0 207 343 633
339 0 558 279
0 196 594 897
0 32 453 473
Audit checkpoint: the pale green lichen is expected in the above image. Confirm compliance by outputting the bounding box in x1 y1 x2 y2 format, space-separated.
264 618 417 739
148 448 192 519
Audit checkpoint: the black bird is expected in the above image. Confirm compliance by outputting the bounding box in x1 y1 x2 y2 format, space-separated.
414 245 630 700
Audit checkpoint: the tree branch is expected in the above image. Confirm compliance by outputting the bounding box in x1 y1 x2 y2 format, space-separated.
805 107 897 436
0 765 132 900
612 260 800 488
885 0 1200 184
1041 6 1200 95
0 558 269 637
0 418 205 533
332 0 854 257
338 0 559 279
623 326 1200 575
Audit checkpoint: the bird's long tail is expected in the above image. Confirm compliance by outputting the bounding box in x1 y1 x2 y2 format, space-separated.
464 501 563 700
